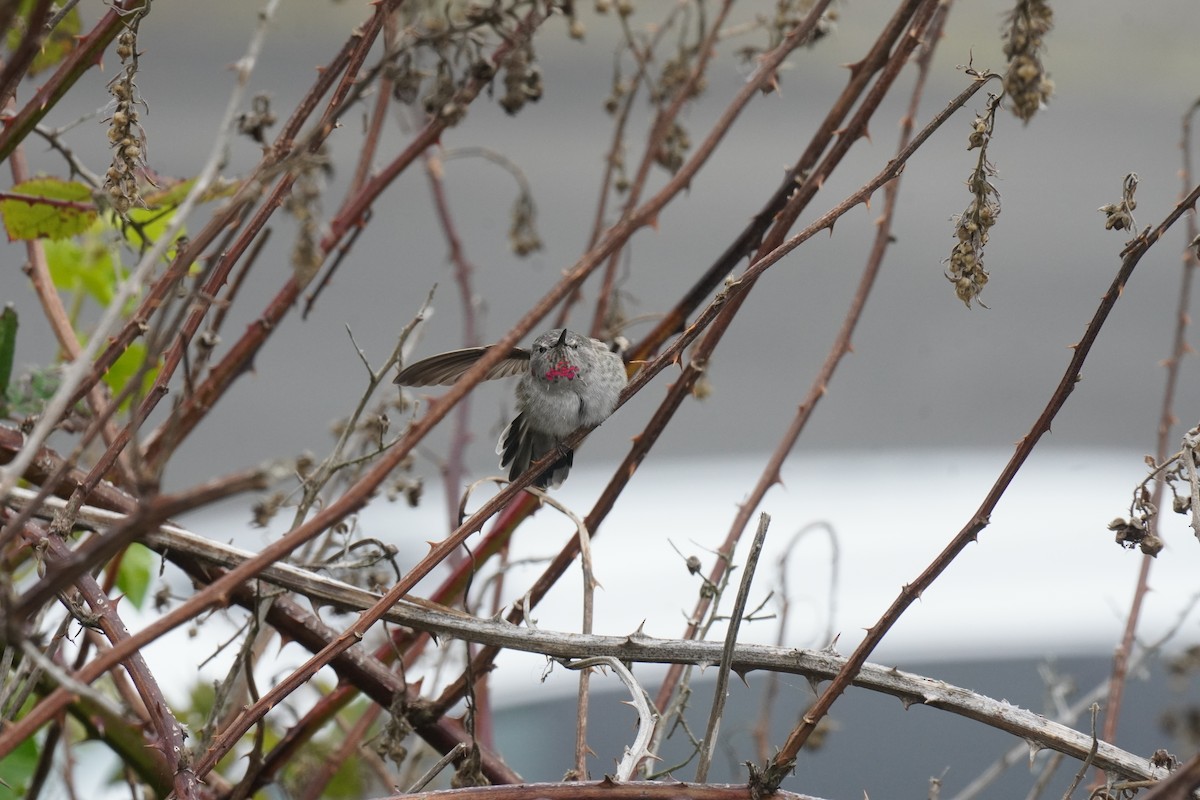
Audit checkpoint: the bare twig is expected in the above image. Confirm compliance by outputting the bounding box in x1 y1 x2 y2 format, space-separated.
382 782 821 800
408 743 469 793
422 149 483 533
1060 705 1100 800
1099 95 1200 748
561 657 657 782
696 513 770 783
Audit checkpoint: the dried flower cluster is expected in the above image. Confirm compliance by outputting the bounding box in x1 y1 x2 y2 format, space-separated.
767 0 838 50
1107 510 1164 557
103 18 149 216
508 190 542 256
498 44 543 116
736 0 838 93
1001 0 1054 123
1108 423 1200 557
381 1 548 125
655 121 691 174
653 48 707 105
283 151 330 286
236 93 277 146
945 92 1002 308
1099 172 1139 232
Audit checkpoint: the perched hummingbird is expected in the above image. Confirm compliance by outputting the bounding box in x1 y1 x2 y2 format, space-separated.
394 328 627 488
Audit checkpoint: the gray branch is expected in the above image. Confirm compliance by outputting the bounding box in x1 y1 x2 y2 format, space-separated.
11 487 1170 786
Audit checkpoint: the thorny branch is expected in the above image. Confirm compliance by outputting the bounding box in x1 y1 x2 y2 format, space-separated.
3 486 1173 786
759 181 1200 792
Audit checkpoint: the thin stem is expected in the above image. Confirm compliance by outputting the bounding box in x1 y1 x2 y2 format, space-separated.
1098 95 1200 748
695 513 770 782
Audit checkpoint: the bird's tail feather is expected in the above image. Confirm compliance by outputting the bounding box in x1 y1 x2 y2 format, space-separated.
498 414 572 488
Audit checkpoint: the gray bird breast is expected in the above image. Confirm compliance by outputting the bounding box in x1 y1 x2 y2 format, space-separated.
520 330 626 437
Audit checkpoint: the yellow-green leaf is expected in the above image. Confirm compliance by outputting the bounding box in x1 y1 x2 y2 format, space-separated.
104 340 159 411
5 0 83 77
0 178 96 241
0 728 38 799
44 233 119 306
125 205 186 261
115 543 156 608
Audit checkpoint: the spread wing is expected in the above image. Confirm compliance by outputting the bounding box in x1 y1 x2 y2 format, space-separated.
394 346 530 386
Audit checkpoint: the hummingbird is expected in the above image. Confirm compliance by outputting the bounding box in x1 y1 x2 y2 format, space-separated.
394 328 627 488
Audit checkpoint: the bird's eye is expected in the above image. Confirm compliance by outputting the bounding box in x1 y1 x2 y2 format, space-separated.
536 346 546 353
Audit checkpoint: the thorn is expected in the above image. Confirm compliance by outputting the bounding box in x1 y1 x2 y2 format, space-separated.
624 621 649 644
1025 739 1043 767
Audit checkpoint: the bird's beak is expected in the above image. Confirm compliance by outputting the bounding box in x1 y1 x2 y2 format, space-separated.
556 329 568 347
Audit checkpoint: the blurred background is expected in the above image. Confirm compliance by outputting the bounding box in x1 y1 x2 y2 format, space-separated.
4 1 1200 797
6 0 1200 477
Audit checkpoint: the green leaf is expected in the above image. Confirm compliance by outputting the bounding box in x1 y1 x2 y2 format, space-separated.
115 543 156 609
0 727 39 799
125 176 241 258
34 8 81 75
0 305 16 415
5 0 81 77
125 205 186 261
43 232 118 306
0 178 97 241
103 340 159 411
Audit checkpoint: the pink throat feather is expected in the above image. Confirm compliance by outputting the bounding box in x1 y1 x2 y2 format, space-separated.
543 360 579 381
